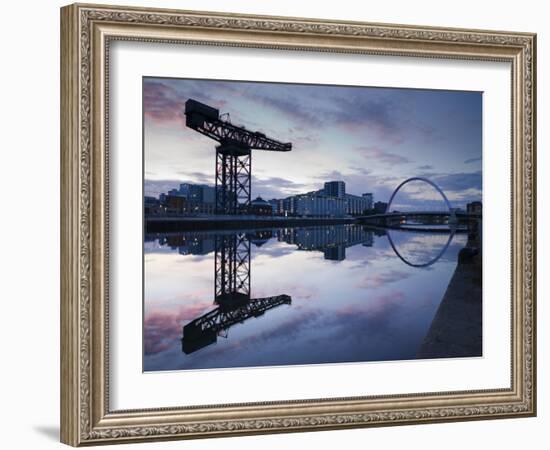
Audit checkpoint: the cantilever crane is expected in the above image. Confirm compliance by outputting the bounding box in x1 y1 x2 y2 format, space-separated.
184 99 292 215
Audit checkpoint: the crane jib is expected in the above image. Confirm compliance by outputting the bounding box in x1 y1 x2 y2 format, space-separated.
183 98 292 215
184 98 292 152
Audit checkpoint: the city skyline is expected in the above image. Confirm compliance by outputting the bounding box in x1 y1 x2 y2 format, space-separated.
144 77 482 209
148 178 372 202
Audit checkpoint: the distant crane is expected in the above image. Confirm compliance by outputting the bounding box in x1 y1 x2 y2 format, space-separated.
184 99 292 214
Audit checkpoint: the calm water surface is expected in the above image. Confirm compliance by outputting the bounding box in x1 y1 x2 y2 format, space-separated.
143 224 469 372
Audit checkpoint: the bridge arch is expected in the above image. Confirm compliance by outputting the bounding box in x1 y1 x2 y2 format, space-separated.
386 177 452 214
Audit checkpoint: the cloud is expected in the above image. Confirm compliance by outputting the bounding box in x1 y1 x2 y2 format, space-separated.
144 179 181 197
355 270 412 289
251 243 300 262
464 156 482 164
329 94 399 136
252 175 313 199
236 84 405 144
143 79 232 127
323 91 437 144
238 290 409 358
432 171 482 192
418 165 434 170
174 171 212 185
143 81 186 126
144 174 316 201
144 301 213 355
355 146 411 165
144 173 215 197
285 127 320 147
250 93 326 128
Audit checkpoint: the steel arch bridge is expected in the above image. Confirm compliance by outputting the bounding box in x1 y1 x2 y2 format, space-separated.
385 177 452 214
382 177 457 267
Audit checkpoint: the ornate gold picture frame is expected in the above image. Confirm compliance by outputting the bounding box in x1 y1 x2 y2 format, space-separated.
60 3 536 446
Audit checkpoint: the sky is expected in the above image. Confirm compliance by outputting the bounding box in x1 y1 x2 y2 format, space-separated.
143 77 482 210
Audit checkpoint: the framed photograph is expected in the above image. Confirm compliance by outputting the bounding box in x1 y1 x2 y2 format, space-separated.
60 3 536 446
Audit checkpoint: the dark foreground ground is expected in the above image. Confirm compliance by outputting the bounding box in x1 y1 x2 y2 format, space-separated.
417 245 482 359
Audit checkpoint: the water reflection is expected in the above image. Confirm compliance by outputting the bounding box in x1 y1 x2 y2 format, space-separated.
386 229 456 267
144 223 481 371
182 232 291 354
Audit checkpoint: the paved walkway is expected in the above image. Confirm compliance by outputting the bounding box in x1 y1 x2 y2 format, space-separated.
417 248 482 359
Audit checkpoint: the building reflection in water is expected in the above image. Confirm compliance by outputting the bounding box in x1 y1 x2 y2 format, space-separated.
159 225 377 260
278 225 374 261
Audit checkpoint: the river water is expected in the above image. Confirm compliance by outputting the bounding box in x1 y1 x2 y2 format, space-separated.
143 224 475 372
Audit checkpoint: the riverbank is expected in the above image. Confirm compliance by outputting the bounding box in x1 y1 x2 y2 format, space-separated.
145 215 358 232
417 245 482 359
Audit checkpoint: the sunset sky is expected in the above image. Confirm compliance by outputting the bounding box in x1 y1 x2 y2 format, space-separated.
143 77 482 209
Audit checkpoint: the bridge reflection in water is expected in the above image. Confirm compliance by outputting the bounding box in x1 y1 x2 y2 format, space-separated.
144 222 482 370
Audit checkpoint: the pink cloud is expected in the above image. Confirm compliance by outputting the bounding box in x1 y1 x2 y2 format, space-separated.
144 300 213 355
355 269 412 289
143 81 186 126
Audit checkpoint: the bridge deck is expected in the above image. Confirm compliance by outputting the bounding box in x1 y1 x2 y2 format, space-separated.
358 212 481 220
